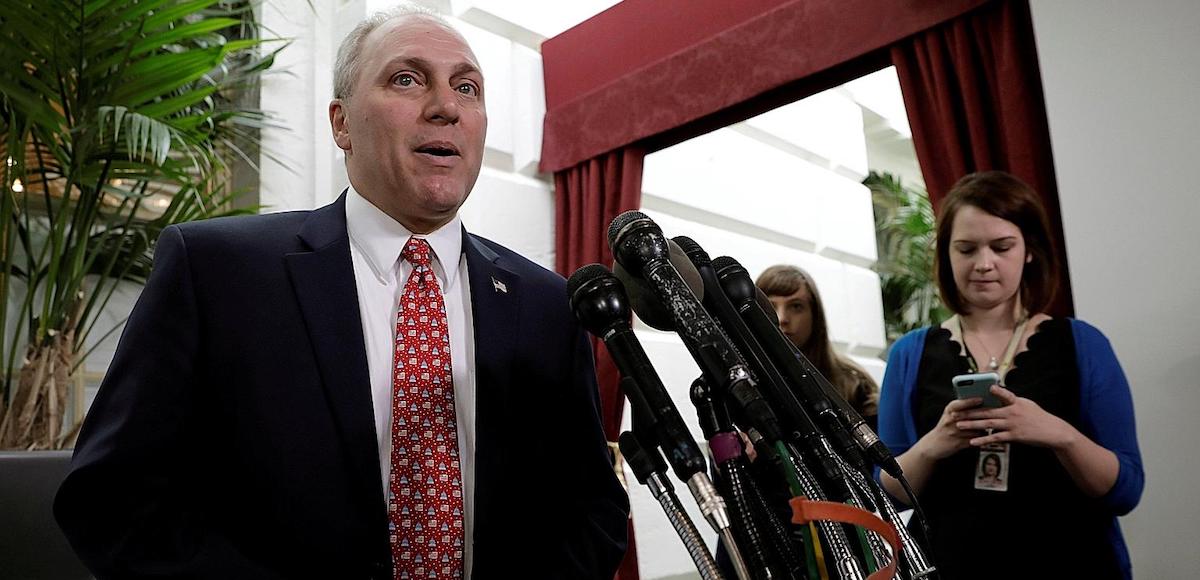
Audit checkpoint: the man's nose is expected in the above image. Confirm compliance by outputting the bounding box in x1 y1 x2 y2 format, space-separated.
424 85 460 124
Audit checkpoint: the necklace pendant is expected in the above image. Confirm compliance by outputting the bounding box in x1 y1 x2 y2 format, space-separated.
988 357 999 371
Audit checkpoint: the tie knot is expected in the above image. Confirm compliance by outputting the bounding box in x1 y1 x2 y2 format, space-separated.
402 237 432 268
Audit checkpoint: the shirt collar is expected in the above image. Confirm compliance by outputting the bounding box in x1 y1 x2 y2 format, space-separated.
345 185 463 289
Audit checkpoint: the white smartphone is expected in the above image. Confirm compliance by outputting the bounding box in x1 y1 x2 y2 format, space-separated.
952 372 1003 408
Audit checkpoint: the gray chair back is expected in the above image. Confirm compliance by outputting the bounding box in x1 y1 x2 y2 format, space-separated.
0 451 92 580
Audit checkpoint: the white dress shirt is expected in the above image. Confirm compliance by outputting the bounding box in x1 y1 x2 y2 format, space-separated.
345 187 477 574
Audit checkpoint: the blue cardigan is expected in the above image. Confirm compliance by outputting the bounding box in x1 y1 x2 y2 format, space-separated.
879 319 1144 577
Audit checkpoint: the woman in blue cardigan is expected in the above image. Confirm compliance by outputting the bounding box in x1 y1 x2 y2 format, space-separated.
877 171 1143 579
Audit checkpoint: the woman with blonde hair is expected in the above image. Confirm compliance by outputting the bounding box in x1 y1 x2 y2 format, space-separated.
756 265 880 430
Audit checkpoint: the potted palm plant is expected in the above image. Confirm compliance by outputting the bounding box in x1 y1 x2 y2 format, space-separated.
0 0 282 450
866 170 950 349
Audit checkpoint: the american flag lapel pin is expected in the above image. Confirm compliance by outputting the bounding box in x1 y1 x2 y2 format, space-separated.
491 277 507 294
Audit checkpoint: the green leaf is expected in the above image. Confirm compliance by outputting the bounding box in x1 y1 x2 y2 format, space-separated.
221 38 262 53
0 6 61 59
130 17 241 55
143 0 223 31
0 79 65 131
112 47 227 107
83 0 121 19
136 85 217 118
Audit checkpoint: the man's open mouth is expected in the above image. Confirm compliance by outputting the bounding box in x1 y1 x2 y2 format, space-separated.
416 143 460 157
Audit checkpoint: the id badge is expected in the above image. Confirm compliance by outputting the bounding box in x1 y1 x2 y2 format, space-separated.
974 443 1010 492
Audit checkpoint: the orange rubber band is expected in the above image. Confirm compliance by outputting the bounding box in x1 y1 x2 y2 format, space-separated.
789 497 902 580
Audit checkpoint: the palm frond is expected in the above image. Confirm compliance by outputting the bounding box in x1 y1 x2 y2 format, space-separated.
866 170 950 346
0 0 277 418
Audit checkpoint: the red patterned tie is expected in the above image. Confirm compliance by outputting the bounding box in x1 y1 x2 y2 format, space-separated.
388 237 465 579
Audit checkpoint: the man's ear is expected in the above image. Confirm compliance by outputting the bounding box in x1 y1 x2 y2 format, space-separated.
330 99 352 151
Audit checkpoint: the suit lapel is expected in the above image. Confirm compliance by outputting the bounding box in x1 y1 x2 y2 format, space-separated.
462 231 521 558
284 194 387 537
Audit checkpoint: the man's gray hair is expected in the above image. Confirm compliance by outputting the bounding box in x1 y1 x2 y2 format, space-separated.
333 5 455 100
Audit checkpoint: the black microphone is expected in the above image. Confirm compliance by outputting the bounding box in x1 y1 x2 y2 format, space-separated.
607 211 783 446
612 238 704 331
672 236 843 484
568 264 708 481
707 258 938 577
690 376 731 441
711 256 900 477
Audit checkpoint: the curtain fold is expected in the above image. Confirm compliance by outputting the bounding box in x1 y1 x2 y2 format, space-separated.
892 0 1073 316
553 145 646 580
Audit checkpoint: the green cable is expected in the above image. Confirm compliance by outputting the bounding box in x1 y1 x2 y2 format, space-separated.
855 520 878 572
843 496 878 572
772 441 820 580
801 524 822 580
773 440 803 495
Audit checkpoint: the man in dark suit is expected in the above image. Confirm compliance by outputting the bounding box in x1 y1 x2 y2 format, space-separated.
54 6 628 579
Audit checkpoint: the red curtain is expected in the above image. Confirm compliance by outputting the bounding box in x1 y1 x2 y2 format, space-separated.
892 0 1073 316
553 146 645 580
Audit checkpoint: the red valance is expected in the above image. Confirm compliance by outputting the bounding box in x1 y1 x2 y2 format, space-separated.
540 0 993 172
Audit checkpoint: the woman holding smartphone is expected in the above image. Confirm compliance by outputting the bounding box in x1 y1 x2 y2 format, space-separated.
877 171 1143 579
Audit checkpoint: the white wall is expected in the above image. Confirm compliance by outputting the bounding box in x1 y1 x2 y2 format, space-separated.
259 0 344 211
1029 1 1200 576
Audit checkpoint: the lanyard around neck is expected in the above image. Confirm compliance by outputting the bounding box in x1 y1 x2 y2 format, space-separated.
957 315 1030 376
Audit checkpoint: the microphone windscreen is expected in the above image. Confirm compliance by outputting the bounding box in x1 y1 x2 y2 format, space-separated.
756 287 779 325
613 239 704 331
607 210 652 250
709 255 737 275
566 263 612 303
671 235 711 268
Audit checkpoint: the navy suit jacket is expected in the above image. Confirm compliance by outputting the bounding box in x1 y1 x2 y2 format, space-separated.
55 195 629 579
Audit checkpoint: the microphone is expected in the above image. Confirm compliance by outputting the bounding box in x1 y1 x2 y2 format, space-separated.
673 236 843 484
711 256 900 477
705 260 938 578
619 431 724 580
607 211 783 446
612 238 704 331
568 264 707 481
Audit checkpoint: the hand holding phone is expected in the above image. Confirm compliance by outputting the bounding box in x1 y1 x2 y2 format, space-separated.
952 372 1004 408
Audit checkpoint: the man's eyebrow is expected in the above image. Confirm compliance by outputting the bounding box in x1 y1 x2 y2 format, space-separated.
451 62 483 79
377 56 482 79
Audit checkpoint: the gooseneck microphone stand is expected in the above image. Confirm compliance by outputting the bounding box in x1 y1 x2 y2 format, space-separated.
693 377 795 580
780 441 867 580
619 430 724 580
568 264 750 580
845 459 939 580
